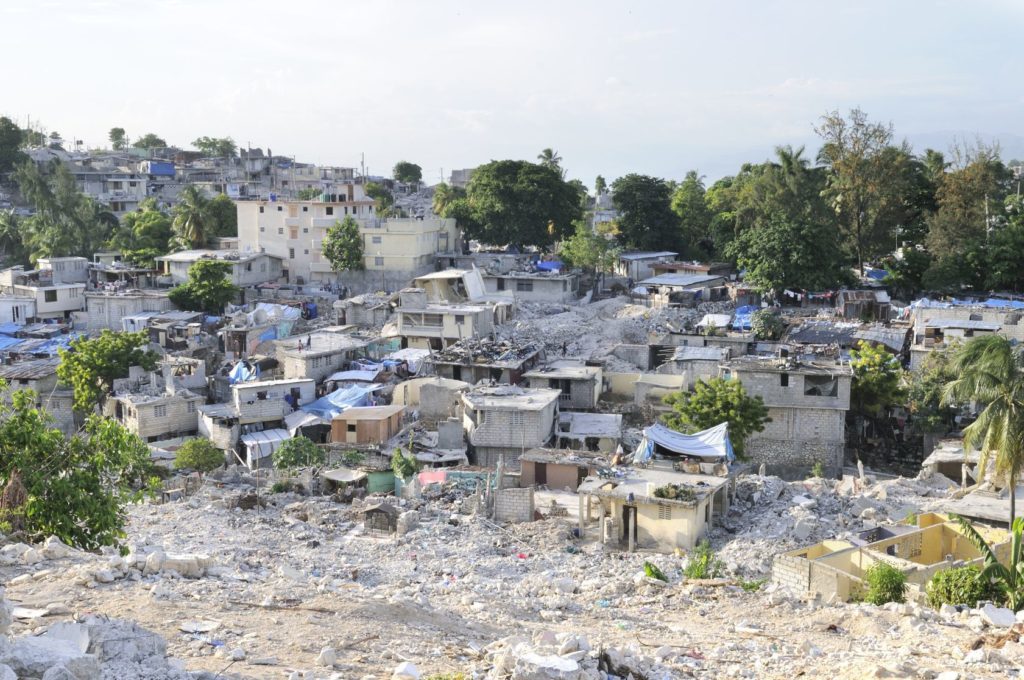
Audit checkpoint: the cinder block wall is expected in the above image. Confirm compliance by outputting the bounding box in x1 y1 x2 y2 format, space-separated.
494 487 534 523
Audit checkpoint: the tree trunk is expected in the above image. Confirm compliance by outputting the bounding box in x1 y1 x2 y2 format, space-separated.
1011 484 1016 529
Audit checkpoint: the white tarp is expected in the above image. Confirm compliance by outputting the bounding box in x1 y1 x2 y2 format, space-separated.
240 429 291 467
634 422 734 463
697 313 732 330
284 410 323 435
326 369 381 383
385 347 431 374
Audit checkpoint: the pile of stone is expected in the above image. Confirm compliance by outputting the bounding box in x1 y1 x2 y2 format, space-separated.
473 630 675 680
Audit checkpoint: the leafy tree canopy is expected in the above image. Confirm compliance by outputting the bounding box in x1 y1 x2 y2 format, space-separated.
168 259 239 314
272 436 325 469
393 161 422 184
365 182 395 217
133 133 167 150
671 170 713 258
462 160 583 248
192 136 237 157
0 116 27 174
391 448 421 480
611 174 681 253
849 341 906 418
559 221 620 273
207 193 238 238
174 438 224 474
171 185 211 250
322 216 365 273
0 386 153 550
57 330 158 413
662 377 770 459
108 127 126 151
108 198 172 267
750 309 785 340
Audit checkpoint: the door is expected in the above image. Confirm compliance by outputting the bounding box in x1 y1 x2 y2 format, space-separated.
622 506 632 543
535 463 547 486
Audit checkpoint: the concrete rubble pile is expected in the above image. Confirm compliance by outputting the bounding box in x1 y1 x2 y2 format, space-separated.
0 468 1017 678
715 471 958 576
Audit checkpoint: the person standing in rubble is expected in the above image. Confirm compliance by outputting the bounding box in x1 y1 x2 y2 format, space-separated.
561 341 568 356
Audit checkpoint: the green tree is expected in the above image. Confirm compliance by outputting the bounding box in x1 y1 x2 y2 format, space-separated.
391 448 421 480
0 116 27 174
206 193 238 238
0 210 29 267
108 127 127 151
57 330 158 414
750 309 785 340
594 175 607 196
671 170 713 258
108 199 173 267
174 438 224 475
133 133 167 150
431 182 463 216
296 187 323 201
986 195 1024 292
815 108 903 275
192 136 237 158
14 160 116 261
272 436 325 469
906 347 957 435
559 221 620 274
393 161 423 184
537 148 565 178
322 216 365 272
461 160 583 248
611 174 681 252
924 142 1010 290
365 181 395 217
864 561 907 605
168 259 239 314
171 185 211 250
943 336 1024 524
0 386 152 550
662 377 770 459
849 341 906 419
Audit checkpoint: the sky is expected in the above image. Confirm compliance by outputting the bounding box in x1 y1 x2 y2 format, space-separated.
2 0 1023 186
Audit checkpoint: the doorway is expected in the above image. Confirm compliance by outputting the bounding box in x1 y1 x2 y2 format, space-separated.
535 462 547 485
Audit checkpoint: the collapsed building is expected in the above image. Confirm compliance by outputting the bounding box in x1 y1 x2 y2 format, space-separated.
423 337 542 385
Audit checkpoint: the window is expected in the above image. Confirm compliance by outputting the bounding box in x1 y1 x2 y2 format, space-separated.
94 302 104 313
496 279 505 291
44 290 57 303
347 423 357 433
154 404 167 417
510 412 525 426
278 228 284 235
326 206 334 216
658 504 672 520
259 206 265 213
516 280 534 292
804 374 838 397
303 227 309 233
188 401 197 413
245 262 252 272
290 229 298 240
375 257 384 266
260 227 265 232
302 206 308 212
256 391 267 400
304 249 309 255
129 181 138 187
277 206 283 212
780 373 789 387
371 236 382 244
455 315 465 324
289 248 295 259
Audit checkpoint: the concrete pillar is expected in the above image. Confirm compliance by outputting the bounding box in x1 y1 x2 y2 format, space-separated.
578 494 585 538
628 508 636 552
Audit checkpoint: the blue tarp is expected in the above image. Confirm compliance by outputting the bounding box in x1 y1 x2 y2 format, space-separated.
258 327 278 342
0 336 20 350
912 297 1024 310
535 261 563 272
0 322 21 336
731 305 759 330
300 384 381 421
866 268 888 281
228 362 261 384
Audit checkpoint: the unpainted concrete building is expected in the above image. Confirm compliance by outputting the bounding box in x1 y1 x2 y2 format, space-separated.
523 360 603 411
461 386 560 467
722 356 852 479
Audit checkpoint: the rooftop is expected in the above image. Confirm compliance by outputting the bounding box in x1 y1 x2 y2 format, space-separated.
333 404 406 420
620 251 678 261
723 355 852 376
462 386 561 411
427 337 540 368
0 357 61 380
922 318 1001 331
277 332 369 357
156 249 280 264
638 273 725 288
578 465 728 506
521 448 609 466
523 360 601 381
557 411 623 439
669 346 731 362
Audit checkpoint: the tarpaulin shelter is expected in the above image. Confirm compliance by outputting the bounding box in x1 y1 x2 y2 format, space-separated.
239 429 291 468
633 422 735 464
731 305 759 330
300 384 382 422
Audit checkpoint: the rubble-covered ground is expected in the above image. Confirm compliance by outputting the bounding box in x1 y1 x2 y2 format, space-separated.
2 471 1023 679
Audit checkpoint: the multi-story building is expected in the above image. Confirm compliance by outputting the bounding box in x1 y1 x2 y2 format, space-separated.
461 386 561 467
81 290 175 333
236 198 460 289
0 267 85 321
721 356 852 480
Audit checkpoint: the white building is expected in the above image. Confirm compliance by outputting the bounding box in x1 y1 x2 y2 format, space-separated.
0 267 85 321
155 250 284 287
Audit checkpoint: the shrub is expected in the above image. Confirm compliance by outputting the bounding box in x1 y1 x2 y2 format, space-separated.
391 448 421 480
864 561 906 605
174 439 224 474
272 437 325 470
810 461 825 479
652 483 696 501
270 481 293 494
926 565 998 609
683 539 725 580
643 561 668 582
751 310 785 341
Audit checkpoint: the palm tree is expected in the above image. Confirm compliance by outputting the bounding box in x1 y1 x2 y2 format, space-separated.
172 186 210 250
943 335 1024 526
432 183 454 216
537 148 565 178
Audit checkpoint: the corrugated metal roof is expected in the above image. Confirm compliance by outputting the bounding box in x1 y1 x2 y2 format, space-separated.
0 357 61 380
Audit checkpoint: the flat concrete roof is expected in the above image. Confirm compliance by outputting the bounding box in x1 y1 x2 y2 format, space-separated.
332 404 405 421
638 274 726 288
462 386 561 411
578 465 727 506
524 361 601 381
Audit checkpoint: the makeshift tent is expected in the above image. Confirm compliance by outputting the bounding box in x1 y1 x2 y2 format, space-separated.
239 429 291 468
384 348 431 374
325 369 381 383
300 384 382 421
0 322 21 336
633 422 734 464
731 305 759 330
697 313 732 330
228 361 261 384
